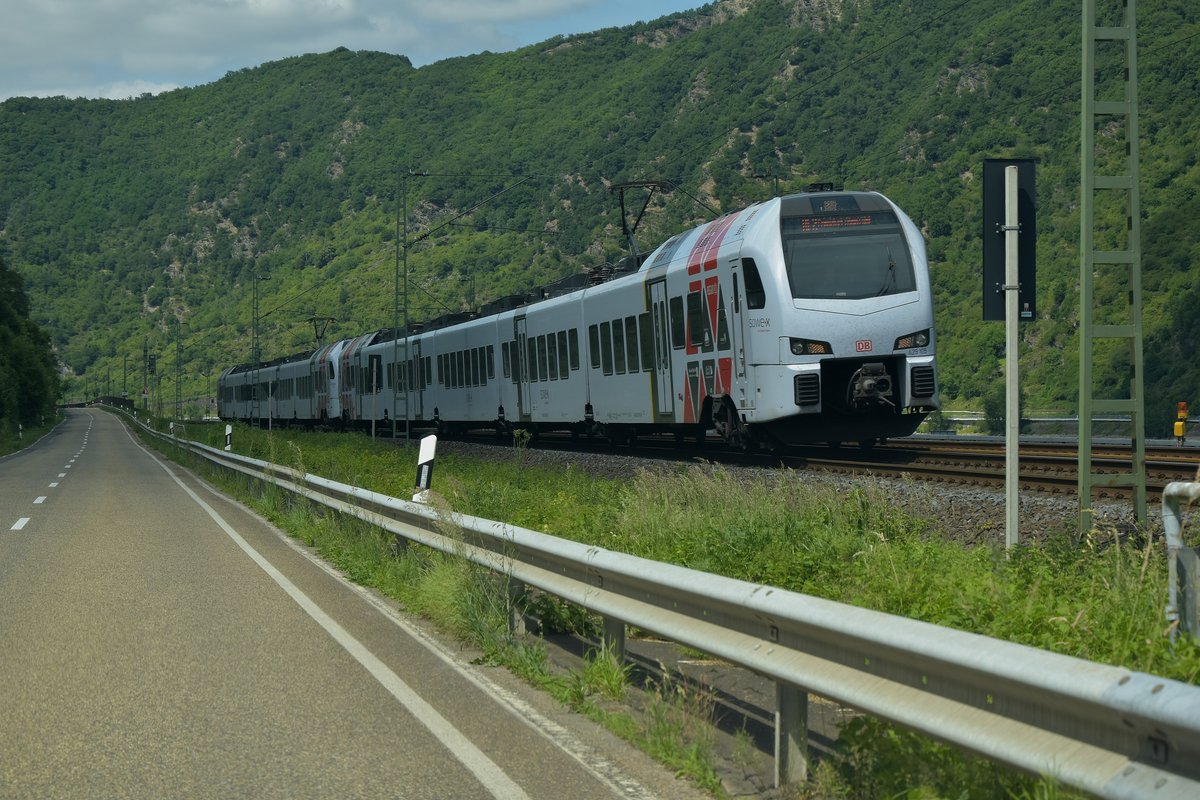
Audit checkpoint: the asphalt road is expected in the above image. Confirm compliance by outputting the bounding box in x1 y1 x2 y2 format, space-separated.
0 409 705 800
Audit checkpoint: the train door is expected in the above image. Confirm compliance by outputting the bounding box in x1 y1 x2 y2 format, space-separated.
348 346 362 422
412 338 424 420
313 353 328 421
730 257 758 409
324 342 343 421
515 316 532 421
649 280 675 419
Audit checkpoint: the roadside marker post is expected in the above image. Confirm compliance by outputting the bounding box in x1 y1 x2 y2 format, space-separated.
224 424 232 452
413 434 437 503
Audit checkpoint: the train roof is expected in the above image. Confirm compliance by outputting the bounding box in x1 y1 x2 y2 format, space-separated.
224 349 315 375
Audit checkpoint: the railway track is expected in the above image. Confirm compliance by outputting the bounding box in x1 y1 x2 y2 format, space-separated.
832 438 1200 497
446 427 1200 498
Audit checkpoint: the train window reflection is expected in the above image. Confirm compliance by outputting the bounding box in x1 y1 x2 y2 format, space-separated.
781 218 915 300
741 259 765 309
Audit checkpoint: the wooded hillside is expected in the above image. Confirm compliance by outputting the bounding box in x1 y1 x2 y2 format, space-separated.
0 243 59 435
1 0 1197 432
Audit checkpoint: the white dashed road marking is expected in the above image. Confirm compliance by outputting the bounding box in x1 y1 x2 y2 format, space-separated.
11 518 30 531
34 497 46 504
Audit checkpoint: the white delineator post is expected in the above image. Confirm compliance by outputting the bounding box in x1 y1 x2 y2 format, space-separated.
413 434 437 503
224 424 233 452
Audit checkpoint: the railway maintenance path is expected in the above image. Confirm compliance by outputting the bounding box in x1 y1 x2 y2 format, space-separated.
0 409 701 800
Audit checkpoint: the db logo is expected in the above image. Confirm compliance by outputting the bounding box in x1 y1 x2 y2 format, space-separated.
855 340 873 352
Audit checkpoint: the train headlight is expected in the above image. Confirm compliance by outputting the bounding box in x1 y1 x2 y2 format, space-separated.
790 338 832 356
894 329 930 350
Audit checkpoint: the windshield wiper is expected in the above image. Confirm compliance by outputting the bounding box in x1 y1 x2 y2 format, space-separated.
876 247 897 296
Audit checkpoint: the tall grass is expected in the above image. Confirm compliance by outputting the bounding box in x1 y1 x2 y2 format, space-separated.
0 411 63 457
184 423 1200 681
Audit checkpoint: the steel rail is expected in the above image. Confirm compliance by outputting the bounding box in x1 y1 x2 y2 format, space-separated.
140 421 1200 797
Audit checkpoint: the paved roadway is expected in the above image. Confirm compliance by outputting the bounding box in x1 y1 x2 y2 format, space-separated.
0 409 705 800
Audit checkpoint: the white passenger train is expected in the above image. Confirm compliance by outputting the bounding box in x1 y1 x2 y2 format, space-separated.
218 188 938 448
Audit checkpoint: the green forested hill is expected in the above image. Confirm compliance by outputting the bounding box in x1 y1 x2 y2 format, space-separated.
1 0 1197 432
0 243 59 436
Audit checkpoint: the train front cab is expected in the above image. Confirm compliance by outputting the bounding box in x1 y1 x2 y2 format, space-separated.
736 191 940 446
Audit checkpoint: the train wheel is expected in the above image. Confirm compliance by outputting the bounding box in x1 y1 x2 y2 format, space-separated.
720 402 755 453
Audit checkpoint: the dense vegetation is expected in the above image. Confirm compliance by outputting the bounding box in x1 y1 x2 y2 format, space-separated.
0 243 60 446
1 0 1198 432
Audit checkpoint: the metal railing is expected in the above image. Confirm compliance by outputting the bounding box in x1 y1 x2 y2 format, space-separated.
139 421 1200 798
1163 481 1200 643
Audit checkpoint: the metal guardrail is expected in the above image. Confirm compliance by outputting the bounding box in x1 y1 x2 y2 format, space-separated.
138 421 1200 798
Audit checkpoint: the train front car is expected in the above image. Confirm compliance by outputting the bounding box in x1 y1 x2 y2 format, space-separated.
738 189 938 447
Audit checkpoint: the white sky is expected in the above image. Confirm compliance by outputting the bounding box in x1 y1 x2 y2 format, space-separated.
0 0 703 101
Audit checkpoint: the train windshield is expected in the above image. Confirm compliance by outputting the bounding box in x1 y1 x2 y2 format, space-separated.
780 211 916 300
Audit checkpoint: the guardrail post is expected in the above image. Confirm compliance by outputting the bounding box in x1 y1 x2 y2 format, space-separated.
1162 481 1200 642
508 579 526 636
602 616 626 661
1179 550 1200 641
774 682 808 787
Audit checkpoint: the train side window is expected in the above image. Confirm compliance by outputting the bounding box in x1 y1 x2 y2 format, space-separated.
557 331 569 376
588 325 601 369
569 329 580 371
424 356 431 388
669 296 685 349
547 334 559 381
612 319 626 374
527 338 537 382
501 344 510 379
742 258 766 309
471 348 480 386
487 345 495 380
600 321 613 375
687 291 714 351
624 316 640 373
537 335 549 381
638 312 655 368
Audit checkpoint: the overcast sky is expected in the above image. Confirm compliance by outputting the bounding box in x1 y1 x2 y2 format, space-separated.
0 0 702 101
